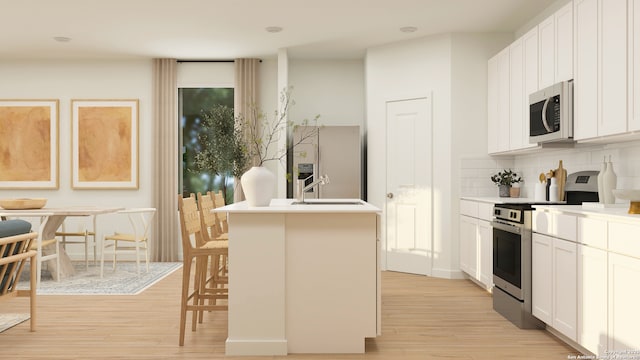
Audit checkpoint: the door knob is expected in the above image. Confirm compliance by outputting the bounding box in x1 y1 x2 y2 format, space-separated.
387 193 394 199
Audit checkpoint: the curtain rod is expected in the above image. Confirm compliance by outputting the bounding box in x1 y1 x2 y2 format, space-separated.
177 59 262 63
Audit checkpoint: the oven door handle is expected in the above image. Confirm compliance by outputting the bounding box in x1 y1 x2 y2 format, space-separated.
491 220 522 235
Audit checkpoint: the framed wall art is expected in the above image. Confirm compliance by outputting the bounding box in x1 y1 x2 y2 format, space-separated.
0 99 59 189
71 99 139 189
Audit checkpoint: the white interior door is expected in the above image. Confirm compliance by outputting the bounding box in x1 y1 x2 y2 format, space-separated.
385 97 432 276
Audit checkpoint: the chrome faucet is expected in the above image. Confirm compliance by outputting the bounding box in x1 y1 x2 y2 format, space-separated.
296 174 330 203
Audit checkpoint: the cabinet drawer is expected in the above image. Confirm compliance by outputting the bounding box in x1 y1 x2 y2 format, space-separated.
555 213 577 241
609 222 640 259
478 203 494 221
460 200 479 217
533 211 553 235
578 217 607 249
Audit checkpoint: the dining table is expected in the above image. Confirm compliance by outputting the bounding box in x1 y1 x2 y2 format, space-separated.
0 206 124 286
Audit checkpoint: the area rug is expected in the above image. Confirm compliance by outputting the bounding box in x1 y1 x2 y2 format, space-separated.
0 313 30 333
17 262 182 295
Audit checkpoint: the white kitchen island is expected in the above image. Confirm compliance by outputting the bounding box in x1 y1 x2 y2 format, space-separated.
213 198 381 356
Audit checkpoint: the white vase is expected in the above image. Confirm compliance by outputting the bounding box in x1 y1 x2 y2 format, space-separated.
240 166 276 207
602 158 617 204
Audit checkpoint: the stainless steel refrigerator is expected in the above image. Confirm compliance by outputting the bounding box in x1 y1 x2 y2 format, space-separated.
290 125 362 199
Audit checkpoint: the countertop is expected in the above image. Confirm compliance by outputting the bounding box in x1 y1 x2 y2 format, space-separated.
460 196 565 205
533 203 639 221
214 198 381 214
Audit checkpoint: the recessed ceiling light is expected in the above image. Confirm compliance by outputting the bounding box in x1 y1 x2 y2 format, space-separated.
400 26 418 33
265 26 283 33
53 36 72 43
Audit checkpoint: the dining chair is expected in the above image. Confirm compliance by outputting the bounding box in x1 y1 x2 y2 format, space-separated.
100 208 156 278
178 194 228 346
55 215 96 270
0 213 60 287
0 220 38 332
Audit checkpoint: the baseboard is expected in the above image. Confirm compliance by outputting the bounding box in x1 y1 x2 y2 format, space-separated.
546 326 594 357
225 339 288 356
432 267 466 279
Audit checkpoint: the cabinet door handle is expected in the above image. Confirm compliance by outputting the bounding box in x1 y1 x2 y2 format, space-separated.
387 193 394 199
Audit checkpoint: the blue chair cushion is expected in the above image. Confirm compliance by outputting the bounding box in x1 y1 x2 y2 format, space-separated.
0 219 32 238
1 219 33 291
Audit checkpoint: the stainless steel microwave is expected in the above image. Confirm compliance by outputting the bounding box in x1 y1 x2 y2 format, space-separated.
529 80 573 144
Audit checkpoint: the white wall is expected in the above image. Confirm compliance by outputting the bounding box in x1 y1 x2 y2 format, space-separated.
366 32 513 278
0 58 278 260
450 33 513 269
366 34 452 276
289 59 365 128
0 59 154 243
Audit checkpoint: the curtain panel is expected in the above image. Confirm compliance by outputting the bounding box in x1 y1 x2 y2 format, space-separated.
234 58 260 202
152 58 180 262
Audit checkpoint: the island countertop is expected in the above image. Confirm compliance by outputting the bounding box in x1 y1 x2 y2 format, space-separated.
213 198 381 213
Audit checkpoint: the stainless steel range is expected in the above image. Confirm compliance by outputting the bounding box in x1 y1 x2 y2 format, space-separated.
491 203 544 329
490 170 600 329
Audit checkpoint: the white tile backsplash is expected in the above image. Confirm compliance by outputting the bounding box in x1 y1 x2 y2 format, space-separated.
460 140 640 201
459 156 515 197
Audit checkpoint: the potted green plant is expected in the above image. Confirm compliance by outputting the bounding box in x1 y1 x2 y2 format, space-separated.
192 104 248 203
193 87 319 206
490 169 522 197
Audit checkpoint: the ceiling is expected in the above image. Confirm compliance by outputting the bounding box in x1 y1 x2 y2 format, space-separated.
0 0 557 60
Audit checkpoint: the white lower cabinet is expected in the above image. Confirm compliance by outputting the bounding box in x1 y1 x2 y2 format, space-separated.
578 244 608 357
552 238 577 341
478 220 493 288
608 252 640 352
532 233 553 323
459 200 493 290
532 233 577 341
532 208 640 355
459 215 478 278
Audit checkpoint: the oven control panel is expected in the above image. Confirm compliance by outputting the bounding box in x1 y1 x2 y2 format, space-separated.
493 206 523 223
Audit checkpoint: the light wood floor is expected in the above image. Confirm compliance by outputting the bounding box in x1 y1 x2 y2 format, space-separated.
1 269 578 359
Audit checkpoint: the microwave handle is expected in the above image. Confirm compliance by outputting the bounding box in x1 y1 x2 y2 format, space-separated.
541 97 552 132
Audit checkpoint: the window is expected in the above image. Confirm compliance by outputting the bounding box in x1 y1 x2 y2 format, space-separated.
179 87 234 203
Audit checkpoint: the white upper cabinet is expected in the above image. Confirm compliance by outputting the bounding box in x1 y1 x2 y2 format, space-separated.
574 0 599 140
539 15 556 89
555 2 574 83
600 0 628 136
488 48 511 155
523 27 539 146
497 48 511 152
510 38 525 150
487 55 499 154
629 0 640 131
539 2 574 89
574 0 628 140
509 28 539 151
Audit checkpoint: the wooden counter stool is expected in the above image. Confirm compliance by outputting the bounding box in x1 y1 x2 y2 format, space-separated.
177 194 228 346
